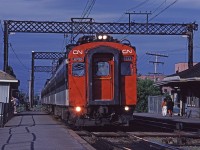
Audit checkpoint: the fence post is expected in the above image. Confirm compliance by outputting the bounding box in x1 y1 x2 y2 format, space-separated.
0 103 3 127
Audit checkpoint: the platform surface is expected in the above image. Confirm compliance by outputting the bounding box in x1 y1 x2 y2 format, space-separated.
133 112 200 124
0 111 94 150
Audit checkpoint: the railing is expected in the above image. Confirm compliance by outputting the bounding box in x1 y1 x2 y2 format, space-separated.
0 102 14 127
148 96 165 114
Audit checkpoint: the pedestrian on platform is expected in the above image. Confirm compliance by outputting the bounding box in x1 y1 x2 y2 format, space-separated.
167 98 174 117
11 96 19 114
161 98 167 116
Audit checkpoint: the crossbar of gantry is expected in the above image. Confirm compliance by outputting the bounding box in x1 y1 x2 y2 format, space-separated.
5 20 198 35
4 20 198 73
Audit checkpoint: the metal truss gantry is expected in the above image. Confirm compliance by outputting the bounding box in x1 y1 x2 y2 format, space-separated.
31 52 65 107
3 19 198 107
4 20 198 72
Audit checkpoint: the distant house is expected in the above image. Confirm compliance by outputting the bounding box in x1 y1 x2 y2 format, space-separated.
0 70 19 103
175 62 197 73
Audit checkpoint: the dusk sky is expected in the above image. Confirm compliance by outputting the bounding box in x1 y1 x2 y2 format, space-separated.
0 0 200 94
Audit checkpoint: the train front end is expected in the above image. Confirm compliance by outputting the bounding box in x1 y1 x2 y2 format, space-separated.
68 35 137 125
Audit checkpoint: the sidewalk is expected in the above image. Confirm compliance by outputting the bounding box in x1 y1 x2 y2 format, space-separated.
0 111 94 150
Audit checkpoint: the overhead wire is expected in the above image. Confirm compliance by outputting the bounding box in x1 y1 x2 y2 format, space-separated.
81 0 96 18
150 0 167 14
138 46 187 75
138 53 153 74
120 0 178 40
81 0 90 18
70 0 96 43
9 43 30 71
149 0 178 21
116 0 150 22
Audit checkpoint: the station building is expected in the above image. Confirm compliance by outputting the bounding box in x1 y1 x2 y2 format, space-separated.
155 63 200 118
0 70 19 123
0 70 19 103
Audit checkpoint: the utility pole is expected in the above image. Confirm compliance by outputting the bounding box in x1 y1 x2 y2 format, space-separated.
146 52 168 82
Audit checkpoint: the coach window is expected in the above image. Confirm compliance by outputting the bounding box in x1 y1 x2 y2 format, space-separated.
121 62 132 76
72 63 85 76
96 62 110 76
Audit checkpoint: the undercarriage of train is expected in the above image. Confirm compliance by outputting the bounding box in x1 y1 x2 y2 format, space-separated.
43 104 134 127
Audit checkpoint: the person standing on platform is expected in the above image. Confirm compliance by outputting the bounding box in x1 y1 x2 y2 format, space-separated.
167 98 174 117
11 97 18 114
161 98 167 116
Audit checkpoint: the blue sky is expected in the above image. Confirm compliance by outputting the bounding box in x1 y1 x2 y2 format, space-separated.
0 0 200 94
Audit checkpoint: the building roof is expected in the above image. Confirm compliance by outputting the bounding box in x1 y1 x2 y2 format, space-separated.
0 70 18 83
155 63 200 86
170 63 200 78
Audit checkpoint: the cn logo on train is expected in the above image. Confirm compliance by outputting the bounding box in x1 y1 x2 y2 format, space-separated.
41 34 137 126
72 50 83 55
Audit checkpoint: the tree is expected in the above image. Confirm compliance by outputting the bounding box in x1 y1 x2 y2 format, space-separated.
6 66 16 78
136 78 161 112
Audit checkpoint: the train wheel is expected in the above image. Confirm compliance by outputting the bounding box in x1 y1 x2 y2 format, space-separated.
93 112 102 125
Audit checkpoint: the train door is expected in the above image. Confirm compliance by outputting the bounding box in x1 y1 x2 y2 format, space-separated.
92 54 114 100
87 47 120 105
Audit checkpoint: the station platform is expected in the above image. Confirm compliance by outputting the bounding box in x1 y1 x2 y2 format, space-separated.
0 111 95 150
132 113 200 132
133 113 200 124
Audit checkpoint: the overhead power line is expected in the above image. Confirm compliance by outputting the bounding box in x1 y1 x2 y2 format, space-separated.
71 0 96 43
116 0 150 22
150 0 167 14
81 0 96 18
9 43 30 71
149 0 178 21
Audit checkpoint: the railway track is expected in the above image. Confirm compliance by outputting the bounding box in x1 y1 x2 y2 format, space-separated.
76 131 184 150
52 111 200 149
70 119 200 149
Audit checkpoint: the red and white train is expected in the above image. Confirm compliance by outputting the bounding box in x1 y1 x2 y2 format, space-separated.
41 34 137 126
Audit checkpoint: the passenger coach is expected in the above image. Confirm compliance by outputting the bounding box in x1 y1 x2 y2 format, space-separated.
41 34 137 126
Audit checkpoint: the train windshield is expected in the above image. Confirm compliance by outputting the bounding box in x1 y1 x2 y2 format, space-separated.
72 63 85 76
121 62 132 76
95 62 110 76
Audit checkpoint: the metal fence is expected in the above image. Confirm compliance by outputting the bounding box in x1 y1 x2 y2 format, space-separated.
0 102 14 127
148 96 165 114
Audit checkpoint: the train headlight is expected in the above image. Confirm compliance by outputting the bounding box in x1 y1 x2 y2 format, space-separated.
103 35 107 40
98 35 103 40
75 106 81 112
97 34 113 41
124 106 129 111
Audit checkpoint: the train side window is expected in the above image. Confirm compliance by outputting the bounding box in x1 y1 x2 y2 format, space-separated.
72 63 85 76
121 62 132 76
96 62 110 76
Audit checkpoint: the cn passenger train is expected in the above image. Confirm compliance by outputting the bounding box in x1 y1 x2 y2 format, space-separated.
41 34 137 126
